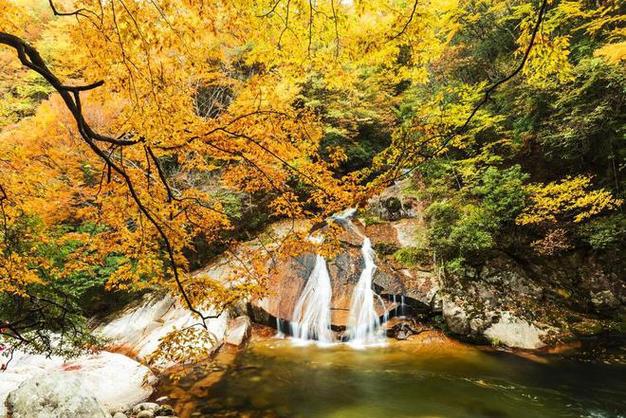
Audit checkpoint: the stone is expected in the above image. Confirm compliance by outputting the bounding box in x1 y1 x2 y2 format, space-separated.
133 402 160 414
442 298 470 335
65 352 156 413
0 351 155 417
5 372 111 418
155 404 176 416
483 312 547 349
591 290 620 313
113 413 128 418
97 294 229 370
225 316 252 346
137 411 155 418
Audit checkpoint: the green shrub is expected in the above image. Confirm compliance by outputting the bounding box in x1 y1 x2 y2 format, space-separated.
374 242 400 256
393 247 432 266
475 165 528 224
578 213 626 251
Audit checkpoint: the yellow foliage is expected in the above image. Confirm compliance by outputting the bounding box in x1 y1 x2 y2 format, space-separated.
595 41 626 64
516 176 622 226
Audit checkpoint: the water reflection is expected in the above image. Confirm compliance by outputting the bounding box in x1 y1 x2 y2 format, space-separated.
161 334 626 418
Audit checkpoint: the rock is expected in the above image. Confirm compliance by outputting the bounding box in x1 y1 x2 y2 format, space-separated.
155 404 175 416
385 317 426 340
64 352 156 413
483 312 547 349
572 319 605 336
5 372 111 418
252 221 399 327
113 413 128 418
225 316 252 346
97 294 229 370
590 290 620 313
442 298 470 335
137 411 155 418
366 179 422 221
133 402 160 414
0 351 155 417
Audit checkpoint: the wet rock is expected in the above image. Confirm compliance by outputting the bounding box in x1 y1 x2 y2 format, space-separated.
252 222 399 327
483 312 547 349
225 316 252 346
386 317 427 340
155 404 176 416
133 402 159 414
590 290 620 313
5 372 111 418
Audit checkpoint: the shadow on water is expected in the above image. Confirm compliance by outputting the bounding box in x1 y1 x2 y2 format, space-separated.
163 336 626 418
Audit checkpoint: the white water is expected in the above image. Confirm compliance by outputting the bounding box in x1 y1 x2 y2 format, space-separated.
346 238 387 347
275 317 285 338
290 255 334 344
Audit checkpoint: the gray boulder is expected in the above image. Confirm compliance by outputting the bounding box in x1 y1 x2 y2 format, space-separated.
483 312 547 349
591 290 620 313
442 298 470 335
5 372 111 418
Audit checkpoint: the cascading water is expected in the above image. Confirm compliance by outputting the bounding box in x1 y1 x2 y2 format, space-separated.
346 237 387 347
275 317 284 338
290 255 334 344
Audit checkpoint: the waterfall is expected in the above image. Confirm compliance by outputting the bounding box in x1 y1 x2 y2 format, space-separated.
275 317 284 338
290 255 334 344
346 238 387 347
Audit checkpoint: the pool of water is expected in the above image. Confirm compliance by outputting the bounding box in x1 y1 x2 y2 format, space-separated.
163 334 626 418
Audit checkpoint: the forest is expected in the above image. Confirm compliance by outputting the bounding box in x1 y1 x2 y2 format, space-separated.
0 1 625 418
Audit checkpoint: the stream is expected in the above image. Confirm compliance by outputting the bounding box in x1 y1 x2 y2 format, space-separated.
160 336 626 418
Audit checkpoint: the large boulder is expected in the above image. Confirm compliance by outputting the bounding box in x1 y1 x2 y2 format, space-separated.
483 312 547 349
442 297 471 335
0 351 155 417
225 316 252 346
97 294 229 369
5 372 111 418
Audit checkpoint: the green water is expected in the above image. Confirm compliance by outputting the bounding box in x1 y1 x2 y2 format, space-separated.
168 337 626 418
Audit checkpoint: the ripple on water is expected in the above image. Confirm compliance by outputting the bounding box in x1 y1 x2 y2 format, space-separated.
160 336 626 418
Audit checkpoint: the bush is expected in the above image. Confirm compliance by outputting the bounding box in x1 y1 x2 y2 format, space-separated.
475 165 528 224
393 247 432 266
578 213 626 251
449 206 497 254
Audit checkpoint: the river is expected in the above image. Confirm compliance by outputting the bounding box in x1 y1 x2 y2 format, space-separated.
159 332 626 418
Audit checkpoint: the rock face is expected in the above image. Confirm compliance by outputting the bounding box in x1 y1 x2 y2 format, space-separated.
97 294 228 368
0 351 155 417
251 219 407 328
5 372 111 418
225 316 252 346
439 256 553 348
